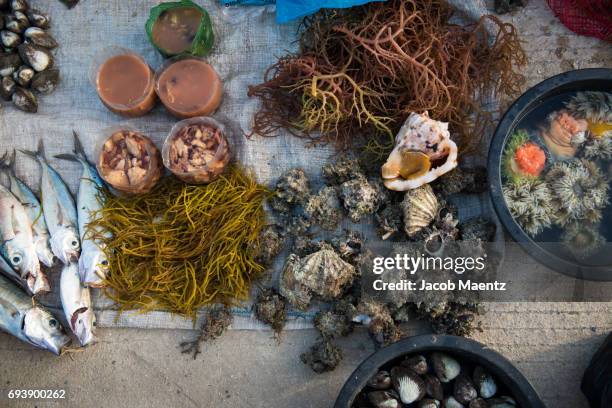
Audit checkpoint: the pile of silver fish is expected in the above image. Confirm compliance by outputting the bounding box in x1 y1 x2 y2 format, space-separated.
0 132 109 353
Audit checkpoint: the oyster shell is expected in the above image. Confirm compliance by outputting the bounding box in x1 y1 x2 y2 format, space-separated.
300 339 343 374
30 67 59 94
24 27 57 49
401 184 439 237
17 43 52 71
382 112 458 191
279 249 355 310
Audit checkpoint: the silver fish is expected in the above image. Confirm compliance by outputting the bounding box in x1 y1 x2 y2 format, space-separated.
0 184 48 294
56 132 109 287
21 141 80 265
0 250 35 294
0 273 70 355
0 151 55 267
60 262 95 346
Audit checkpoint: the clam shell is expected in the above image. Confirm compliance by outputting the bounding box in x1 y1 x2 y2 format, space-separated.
12 86 37 112
0 51 21 76
12 64 33 86
367 390 401 408
1 30 21 48
24 27 57 49
26 9 50 29
432 352 461 383
17 42 53 71
391 366 426 404
401 184 439 237
0 75 16 100
30 67 59 94
11 0 29 12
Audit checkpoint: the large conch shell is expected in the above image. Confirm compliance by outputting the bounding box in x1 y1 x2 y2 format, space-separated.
382 112 458 191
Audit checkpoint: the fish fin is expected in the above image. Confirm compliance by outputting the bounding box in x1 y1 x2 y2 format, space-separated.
10 204 21 235
54 153 79 162
56 204 64 227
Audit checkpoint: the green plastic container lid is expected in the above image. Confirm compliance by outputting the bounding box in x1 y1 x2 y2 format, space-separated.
145 0 214 58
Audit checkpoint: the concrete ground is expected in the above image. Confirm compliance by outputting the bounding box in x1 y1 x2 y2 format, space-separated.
1 1 611 408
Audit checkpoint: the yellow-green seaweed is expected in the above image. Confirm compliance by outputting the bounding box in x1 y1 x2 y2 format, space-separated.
90 166 270 318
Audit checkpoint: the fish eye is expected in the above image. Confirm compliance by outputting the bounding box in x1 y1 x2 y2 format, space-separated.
49 319 58 328
71 241 79 248
11 255 22 265
101 260 109 266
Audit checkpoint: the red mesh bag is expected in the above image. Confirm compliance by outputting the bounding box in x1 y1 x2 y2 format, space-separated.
547 0 612 42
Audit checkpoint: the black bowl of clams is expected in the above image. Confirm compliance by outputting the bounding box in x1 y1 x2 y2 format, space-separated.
335 335 544 408
488 68 612 281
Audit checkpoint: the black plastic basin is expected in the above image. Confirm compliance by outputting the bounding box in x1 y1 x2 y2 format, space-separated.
334 334 545 408
488 68 612 281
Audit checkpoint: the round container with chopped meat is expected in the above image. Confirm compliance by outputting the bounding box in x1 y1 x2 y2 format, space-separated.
96 127 163 194
162 117 231 184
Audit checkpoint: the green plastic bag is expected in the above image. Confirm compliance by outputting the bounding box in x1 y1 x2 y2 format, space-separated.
145 0 214 57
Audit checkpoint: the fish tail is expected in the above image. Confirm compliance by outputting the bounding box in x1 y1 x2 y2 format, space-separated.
19 139 45 163
72 131 87 161
0 150 16 174
0 151 10 173
55 131 87 164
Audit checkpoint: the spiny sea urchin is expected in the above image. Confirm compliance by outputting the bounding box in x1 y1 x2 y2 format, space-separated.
561 223 605 260
502 178 554 237
565 91 612 124
581 136 612 161
545 159 609 227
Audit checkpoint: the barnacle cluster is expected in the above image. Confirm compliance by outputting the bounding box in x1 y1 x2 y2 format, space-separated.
432 166 488 197
304 186 342 230
270 168 311 214
339 176 385 222
545 159 609 227
254 288 287 335
502 178 554 236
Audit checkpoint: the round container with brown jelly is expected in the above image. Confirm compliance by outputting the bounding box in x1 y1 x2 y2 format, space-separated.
91 47 157 117
155 57 223 119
